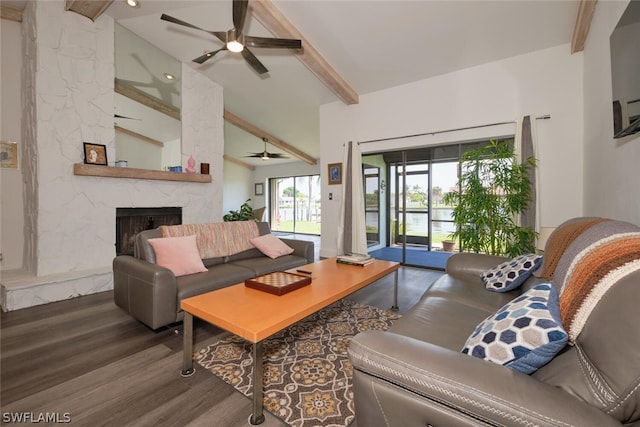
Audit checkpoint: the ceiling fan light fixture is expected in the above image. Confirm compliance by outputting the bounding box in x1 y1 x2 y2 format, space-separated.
227 40 244 52
226 28 244 52
261 153 269 160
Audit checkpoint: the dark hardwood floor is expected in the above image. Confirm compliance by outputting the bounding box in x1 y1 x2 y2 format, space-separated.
1 266 442 426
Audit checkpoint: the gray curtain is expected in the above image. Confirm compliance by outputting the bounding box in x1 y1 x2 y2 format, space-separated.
519 115 537 231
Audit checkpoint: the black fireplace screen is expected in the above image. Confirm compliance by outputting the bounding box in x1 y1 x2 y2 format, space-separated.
116 207 182 256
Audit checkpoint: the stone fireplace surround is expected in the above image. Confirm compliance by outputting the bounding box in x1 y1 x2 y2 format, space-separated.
0 1 224 311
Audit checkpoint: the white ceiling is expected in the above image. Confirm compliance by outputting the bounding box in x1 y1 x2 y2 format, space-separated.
49 1 585 166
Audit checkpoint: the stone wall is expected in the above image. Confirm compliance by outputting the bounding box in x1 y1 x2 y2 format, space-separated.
1 1 224 311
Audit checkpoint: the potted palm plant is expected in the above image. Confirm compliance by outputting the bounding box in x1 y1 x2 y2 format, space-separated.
223 199 254 221
443 140 537 257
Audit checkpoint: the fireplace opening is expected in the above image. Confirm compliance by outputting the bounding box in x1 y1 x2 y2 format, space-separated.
116 207 182 256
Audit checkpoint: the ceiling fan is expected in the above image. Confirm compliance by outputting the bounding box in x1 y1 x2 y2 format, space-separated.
245 137 289 160
160 0 302 75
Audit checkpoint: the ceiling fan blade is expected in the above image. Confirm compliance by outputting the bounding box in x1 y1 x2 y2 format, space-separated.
244 36 302 49
268 153 289 158
232 0 249 34
114 114 141 120
193 47 226 64
241 48 268 74
160 14 226 43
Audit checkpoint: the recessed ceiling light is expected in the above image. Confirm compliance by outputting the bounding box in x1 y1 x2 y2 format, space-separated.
164 73 175 81
125 0 140 8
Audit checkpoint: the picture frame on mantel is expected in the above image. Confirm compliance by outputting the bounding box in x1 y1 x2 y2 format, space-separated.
328 162 342 185
0 141 18 169
255 183 264 196
83 142 107 166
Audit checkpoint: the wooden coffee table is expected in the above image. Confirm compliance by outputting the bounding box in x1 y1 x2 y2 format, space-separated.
180 257 399 425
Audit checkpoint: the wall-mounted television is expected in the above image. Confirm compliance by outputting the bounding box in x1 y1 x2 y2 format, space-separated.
611 0 640 138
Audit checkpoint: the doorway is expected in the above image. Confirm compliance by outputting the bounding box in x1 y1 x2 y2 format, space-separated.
365 145 460 269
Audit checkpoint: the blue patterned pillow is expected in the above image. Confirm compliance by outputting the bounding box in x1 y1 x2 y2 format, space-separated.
482 253 542 292
461 283 568 374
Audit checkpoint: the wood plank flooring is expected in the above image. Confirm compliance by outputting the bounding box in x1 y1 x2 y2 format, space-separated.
1 266 442 426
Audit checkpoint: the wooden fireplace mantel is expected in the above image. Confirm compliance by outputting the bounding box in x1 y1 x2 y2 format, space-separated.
73 163 211 183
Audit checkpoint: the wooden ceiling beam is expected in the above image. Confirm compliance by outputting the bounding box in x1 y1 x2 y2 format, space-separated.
1 5 22 22
224 154 256 171
224 109 317 165
65 0 114 21
250 0 359 105
115 78 181 121
115 125 164 148
571 0 597 53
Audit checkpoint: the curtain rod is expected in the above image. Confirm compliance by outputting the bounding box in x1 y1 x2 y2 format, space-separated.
358 114 551 145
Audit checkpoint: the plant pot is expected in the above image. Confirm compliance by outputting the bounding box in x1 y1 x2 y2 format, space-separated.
442 240 455 252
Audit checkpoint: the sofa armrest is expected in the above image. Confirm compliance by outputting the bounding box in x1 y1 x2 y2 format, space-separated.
113 255 179 330
280 238 315 263
445 252 510 277
348 331 620 427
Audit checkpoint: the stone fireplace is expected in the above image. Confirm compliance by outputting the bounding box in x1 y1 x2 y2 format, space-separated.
116 207 182 256
0 1 225 312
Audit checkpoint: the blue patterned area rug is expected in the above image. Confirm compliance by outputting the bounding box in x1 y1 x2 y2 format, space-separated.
195 300 401 427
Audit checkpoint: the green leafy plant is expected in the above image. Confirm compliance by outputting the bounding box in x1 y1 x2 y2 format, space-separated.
443 140 537 257
223 199 254 222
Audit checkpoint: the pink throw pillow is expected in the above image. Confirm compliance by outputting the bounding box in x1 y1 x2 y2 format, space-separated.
250 234 294 259
148 235 208 277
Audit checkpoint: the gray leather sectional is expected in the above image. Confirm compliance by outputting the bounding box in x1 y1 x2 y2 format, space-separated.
113 222 314 330
349 218 640 426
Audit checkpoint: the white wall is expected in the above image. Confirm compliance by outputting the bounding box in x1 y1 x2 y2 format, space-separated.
583 0 640 224
222 160 253 217
320 44 584 258
0 19 24 270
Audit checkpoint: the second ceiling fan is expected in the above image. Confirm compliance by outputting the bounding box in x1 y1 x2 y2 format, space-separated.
245 138 289 160
161 0 302 75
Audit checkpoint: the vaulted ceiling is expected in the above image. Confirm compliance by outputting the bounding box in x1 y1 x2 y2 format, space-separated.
3 0 594 167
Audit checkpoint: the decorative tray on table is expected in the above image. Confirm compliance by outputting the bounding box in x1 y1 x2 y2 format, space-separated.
244 271 312 296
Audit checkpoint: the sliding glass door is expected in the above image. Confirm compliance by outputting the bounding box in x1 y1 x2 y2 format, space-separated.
364 165 380 246
390 161 430 248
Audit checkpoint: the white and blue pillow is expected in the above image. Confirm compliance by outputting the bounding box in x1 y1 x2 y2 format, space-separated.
482 253 542 292
461 283 568 374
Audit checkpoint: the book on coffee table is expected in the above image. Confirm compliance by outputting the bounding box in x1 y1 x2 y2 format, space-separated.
245 271 312 296
336 253 374 266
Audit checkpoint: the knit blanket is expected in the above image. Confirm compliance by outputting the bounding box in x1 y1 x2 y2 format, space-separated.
555 220 640 342
159 221 260 259
535 217 609 280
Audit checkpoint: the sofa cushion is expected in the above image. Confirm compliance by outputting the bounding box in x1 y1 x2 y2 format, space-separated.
147 235 208 277
482 253 542 292
390 296 494 351
230 255 308 276
462 283 568 374
250 233 294 259
176 263 256 301
423 274 526 314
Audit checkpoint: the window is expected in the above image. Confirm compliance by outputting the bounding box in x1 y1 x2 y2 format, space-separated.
269 175 321 235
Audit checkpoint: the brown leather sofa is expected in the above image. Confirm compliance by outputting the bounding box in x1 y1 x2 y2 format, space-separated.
113 222 314 330
349 218 640 426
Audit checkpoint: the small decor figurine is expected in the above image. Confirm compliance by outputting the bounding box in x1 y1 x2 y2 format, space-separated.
186 155 196 173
